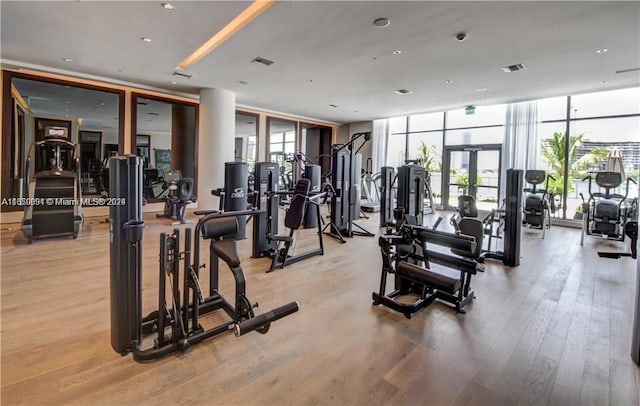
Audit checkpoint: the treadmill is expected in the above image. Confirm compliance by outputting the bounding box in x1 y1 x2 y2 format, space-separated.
22 132 83 243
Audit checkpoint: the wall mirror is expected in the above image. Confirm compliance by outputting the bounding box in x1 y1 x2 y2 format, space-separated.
235 111 258 172
1 71 124 208
131 94 197 202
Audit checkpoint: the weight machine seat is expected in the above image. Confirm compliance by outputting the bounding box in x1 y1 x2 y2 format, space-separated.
396 261 460 295
284 179 311 230
210 239 241 268
458 195 478 218
268 179 311 241
451 218 483 259
525 170 546 185
201 217 238 240
594 200 620 222
170 178 194 203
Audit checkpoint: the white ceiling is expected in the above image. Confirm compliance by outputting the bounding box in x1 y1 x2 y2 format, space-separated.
2 1 639 125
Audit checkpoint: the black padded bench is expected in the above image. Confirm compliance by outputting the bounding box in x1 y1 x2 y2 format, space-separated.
396 261 460 295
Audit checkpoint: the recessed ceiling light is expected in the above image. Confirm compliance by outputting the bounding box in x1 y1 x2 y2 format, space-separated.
373 18 391 27
475 87 487 92
307 79 313 83
394 89 413 95
141 37 152 43
444 80 453 84
596 48 608 54
393 50 402 55
65 100 71 104
353 110 359 113
170 81 177 85
62 57 72 62
161 2 174 11
327 104 339 108
238 80 249 85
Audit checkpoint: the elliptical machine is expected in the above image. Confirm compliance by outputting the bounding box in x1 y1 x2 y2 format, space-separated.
580 171 637 246
522 170 554 238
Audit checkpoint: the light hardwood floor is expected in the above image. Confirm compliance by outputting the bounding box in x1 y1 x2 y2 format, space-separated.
1 209 639 405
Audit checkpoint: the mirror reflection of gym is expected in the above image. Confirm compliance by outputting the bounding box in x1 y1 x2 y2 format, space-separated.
133 96 197 207
4 74 123 205
235 112 258 171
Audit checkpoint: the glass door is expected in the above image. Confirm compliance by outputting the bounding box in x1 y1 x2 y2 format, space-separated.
443 145 501 211
445 150 471 209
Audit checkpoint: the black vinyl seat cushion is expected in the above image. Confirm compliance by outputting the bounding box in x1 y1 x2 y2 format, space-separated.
396 261 460 294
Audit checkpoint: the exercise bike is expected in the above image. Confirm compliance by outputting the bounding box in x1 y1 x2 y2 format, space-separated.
522 170 554 238
580 171 637 246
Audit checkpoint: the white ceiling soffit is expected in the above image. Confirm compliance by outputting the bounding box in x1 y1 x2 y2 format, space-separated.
2 1 639 124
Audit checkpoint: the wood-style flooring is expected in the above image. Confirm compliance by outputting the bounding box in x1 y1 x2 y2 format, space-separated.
1 209 639 405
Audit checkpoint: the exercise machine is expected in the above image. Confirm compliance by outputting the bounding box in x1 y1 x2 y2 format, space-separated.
22 135 83 243
109 155 299 362
155 169 195 224
522 170 554 238
396 164 426 226
379 166 396 227
373 221 482 318
450 169 523 266
325 132 374 241
266 178 325 272
580 171 637 246
211 162 250 239
361 159 381 213
252 162 280 258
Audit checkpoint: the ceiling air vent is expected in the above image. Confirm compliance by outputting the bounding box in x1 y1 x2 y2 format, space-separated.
501 63 526 73
394 88 413 95
172 70 192 79
252 56 274 66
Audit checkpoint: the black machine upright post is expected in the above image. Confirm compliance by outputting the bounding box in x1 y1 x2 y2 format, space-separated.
503 168 523 267
380 166 396 227
109 155 144 355
330 148 352 236
252 162 279 257
396 164 426 226
632 244 640 365
224 162 248 239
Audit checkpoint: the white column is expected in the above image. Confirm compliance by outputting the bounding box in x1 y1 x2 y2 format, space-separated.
198 88 235 210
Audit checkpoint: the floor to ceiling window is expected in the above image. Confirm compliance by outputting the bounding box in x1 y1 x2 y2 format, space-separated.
384 87 639 218
538 87 640 220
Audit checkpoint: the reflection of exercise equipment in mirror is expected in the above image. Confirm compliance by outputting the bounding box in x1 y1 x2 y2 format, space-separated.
109 156 299 362
522 170 554 239
21 136 83 243
580 171 637 246
155 169 196 225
